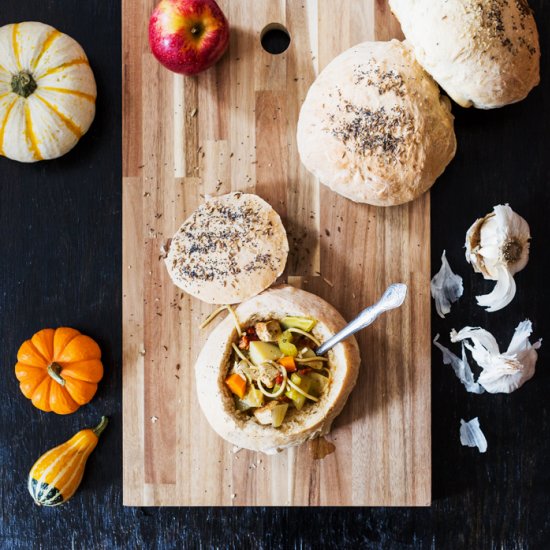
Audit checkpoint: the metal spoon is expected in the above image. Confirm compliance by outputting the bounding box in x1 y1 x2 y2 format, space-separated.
315 283 408 356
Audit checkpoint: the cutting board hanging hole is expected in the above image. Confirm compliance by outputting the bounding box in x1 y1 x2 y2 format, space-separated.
261 23 290 54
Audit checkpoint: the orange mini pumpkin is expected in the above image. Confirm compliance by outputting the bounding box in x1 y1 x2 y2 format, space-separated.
15 328 103 414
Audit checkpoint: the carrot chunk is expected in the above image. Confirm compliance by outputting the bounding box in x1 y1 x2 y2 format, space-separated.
225 373 247 398
278 356 297 372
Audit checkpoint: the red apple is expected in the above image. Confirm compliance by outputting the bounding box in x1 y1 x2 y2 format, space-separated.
149 0 229 75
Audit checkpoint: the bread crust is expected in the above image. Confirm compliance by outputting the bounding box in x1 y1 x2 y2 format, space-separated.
165 192 288 304
389 0 540 109
195 285 361 454
297 40 456 206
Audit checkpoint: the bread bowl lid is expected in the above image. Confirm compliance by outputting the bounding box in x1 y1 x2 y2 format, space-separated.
165 192 289 304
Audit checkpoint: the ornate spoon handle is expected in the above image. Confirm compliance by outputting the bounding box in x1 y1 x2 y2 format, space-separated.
315 283 408 356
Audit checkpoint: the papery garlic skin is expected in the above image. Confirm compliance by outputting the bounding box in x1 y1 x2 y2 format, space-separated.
465 216 489 277
430 251 464 318
475 264 516 313
450 320 541 394
465 204 530 312
460 418 487 454
433 335 484 394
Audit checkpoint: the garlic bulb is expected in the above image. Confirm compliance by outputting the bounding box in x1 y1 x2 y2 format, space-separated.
450 320 541 394
465 204 530 312
431 251 463 318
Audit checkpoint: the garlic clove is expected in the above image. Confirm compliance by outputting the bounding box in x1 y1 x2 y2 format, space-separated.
477 245 500 268
476 248 501 280
430 251 463 318
475 265 516 312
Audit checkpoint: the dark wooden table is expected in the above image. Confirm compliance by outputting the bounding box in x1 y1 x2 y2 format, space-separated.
1 1 548 548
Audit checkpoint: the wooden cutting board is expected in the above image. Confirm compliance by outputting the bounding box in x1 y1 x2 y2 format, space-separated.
122 0 431 506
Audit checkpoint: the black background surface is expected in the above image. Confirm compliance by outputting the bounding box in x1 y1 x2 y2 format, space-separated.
0 1 549 548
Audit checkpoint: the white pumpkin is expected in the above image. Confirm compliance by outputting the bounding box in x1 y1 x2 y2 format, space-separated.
0 22 96 163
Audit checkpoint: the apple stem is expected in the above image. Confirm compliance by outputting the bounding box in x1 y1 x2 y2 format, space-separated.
191 26 200 35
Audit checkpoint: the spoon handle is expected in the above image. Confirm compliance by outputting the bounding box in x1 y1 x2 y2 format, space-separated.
315 283 408 356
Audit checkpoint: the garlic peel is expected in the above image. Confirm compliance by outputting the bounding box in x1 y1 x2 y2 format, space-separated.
430 251 463 318
507 319 538 353
460 418 487 453
475 265 516 313
465 204 530 312
465 216 488 277
450 320 541 394
433 334 484 394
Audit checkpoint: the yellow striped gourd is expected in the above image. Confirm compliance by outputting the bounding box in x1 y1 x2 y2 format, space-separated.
28 416 108 506
0 21 96 162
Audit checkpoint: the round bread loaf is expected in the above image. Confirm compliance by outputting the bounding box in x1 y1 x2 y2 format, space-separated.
297 40 456 206
195 285 361 454
389 0 540 109
165 193 288 304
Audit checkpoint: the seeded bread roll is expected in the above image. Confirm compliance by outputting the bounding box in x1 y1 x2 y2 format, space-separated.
165 193 288 304
297 40 456 206
195 285 361 454
389 0 540 109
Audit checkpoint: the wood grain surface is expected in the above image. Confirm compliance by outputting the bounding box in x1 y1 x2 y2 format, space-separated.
122 0 430 506
1 0 549 546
